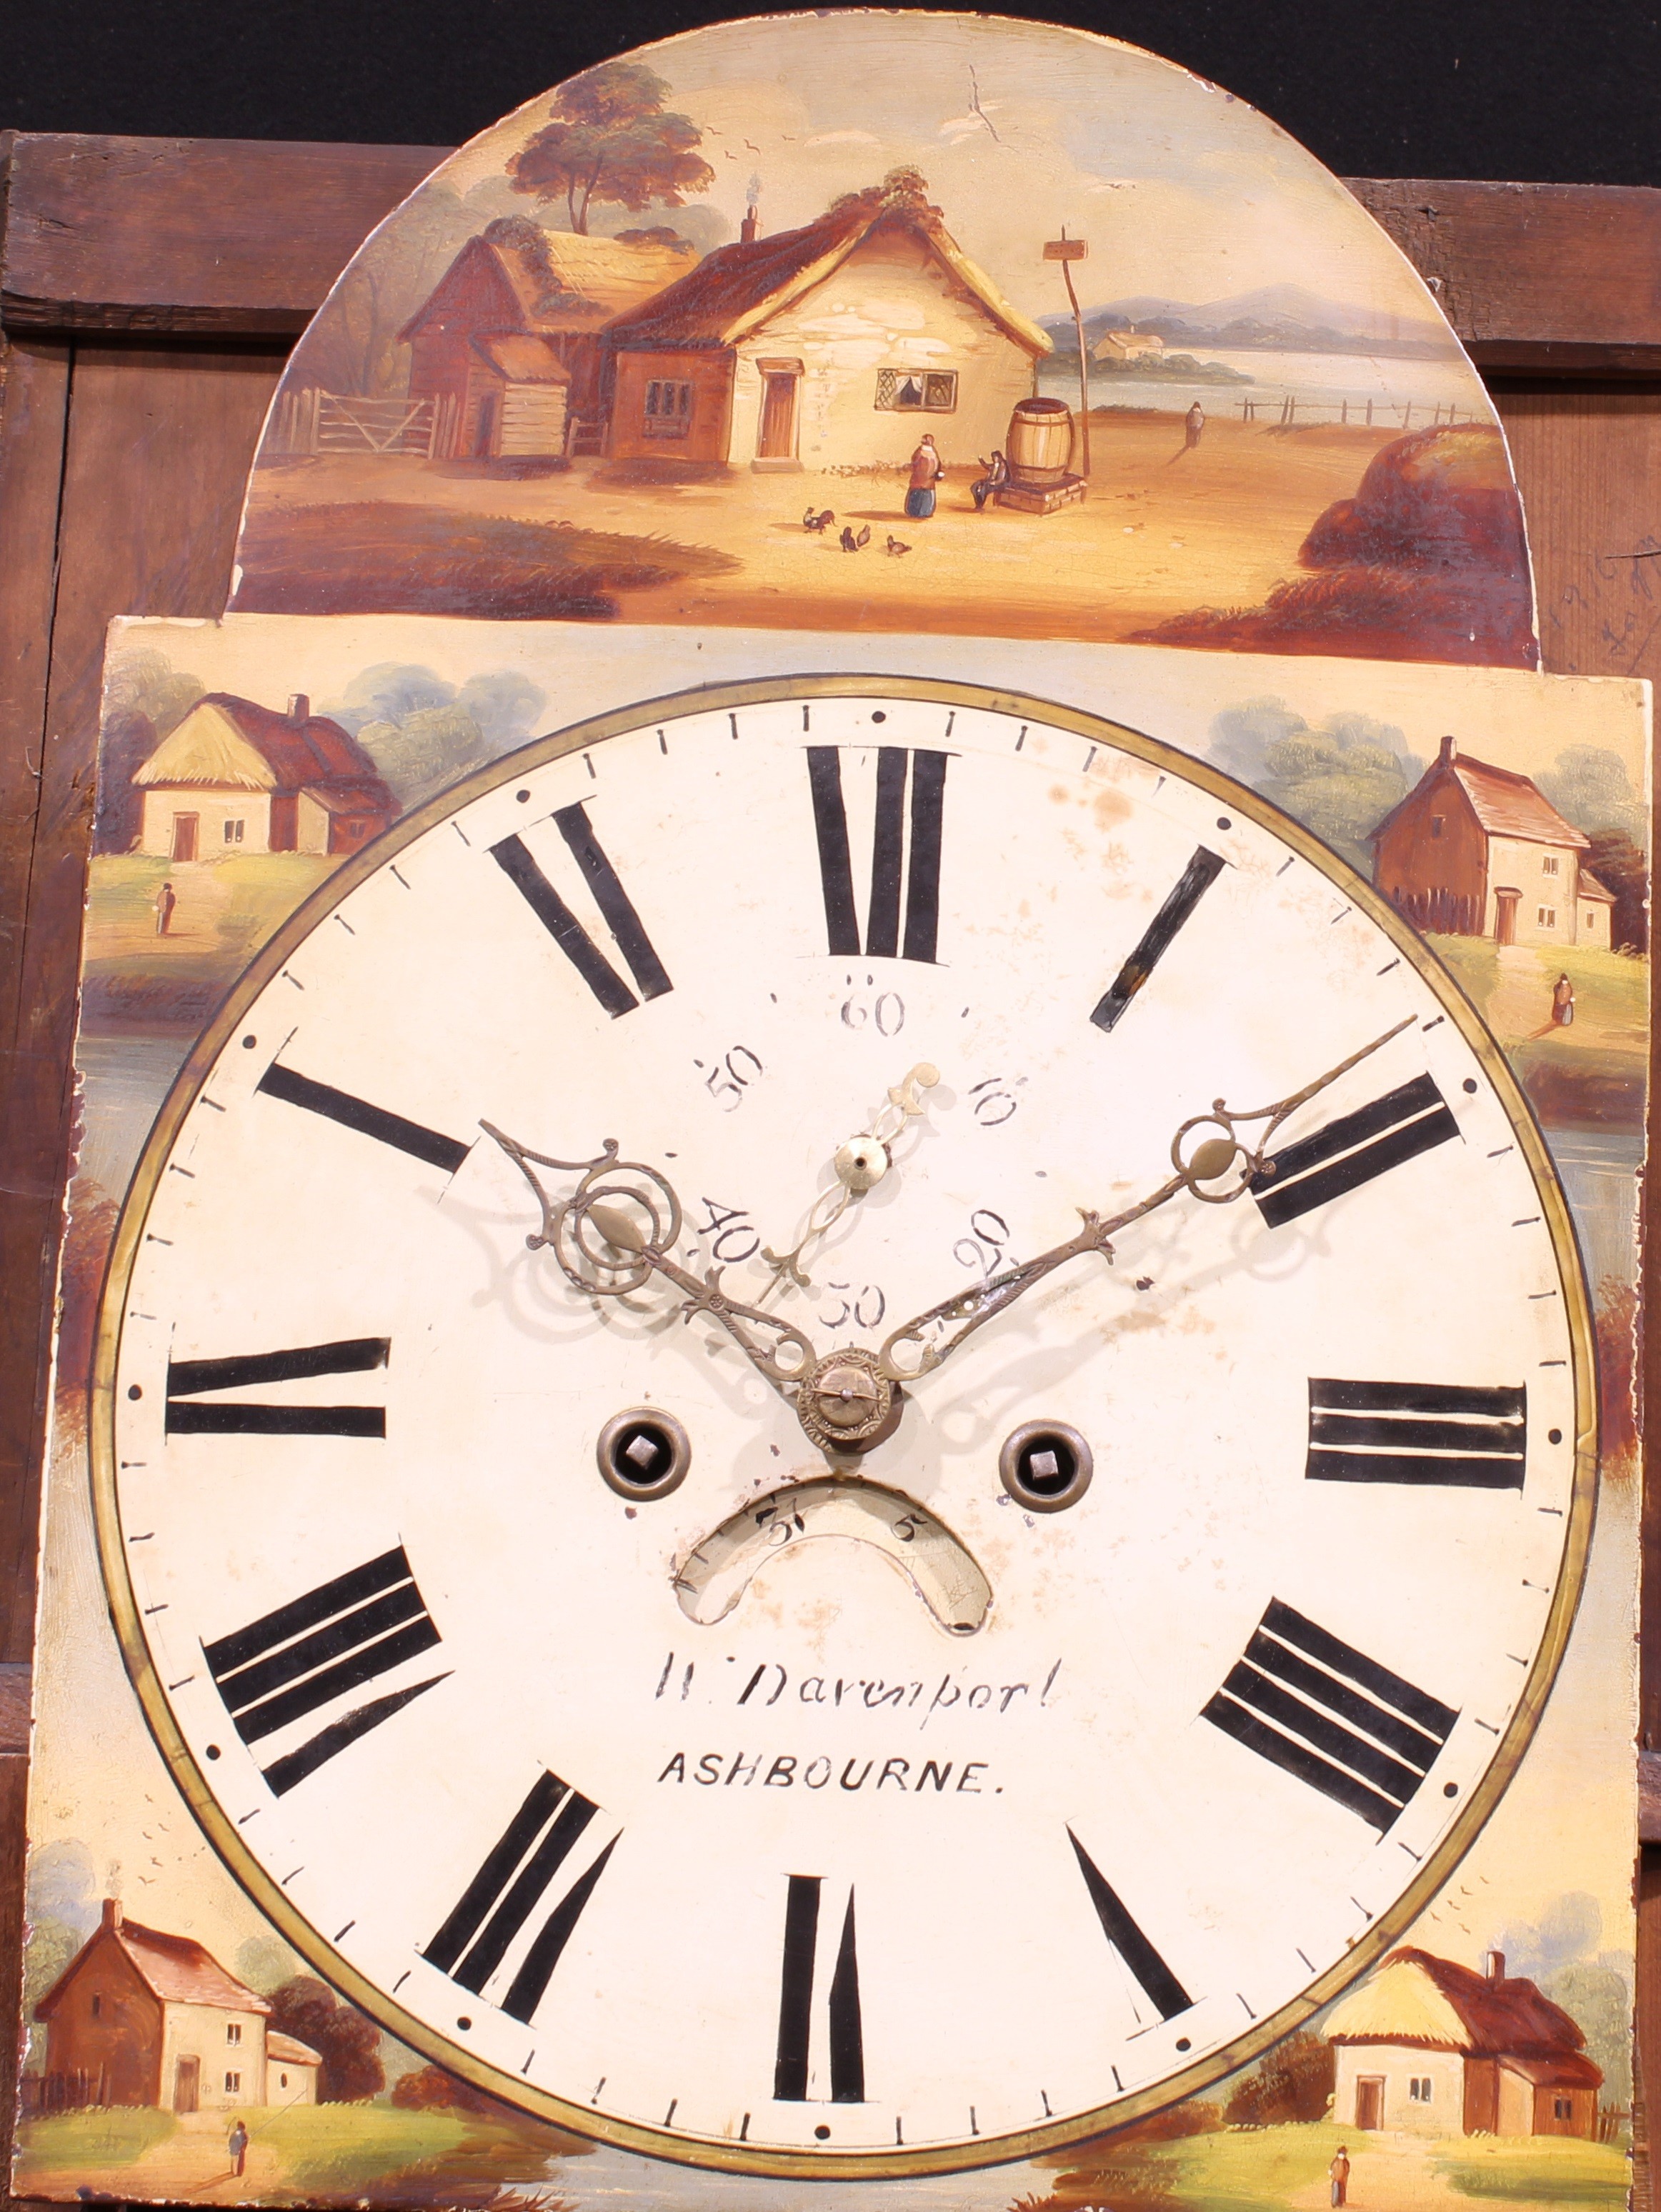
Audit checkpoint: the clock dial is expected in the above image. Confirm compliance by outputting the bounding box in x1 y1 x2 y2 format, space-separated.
95 678 1592 2178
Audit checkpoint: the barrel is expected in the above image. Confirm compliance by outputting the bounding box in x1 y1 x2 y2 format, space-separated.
1007 396 1074 485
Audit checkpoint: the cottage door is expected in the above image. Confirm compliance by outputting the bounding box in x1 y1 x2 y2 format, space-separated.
170 813 199 862
1355 2077 1385 2129
757 371 799 459
1495 887 1520 945
174 2054 200 2112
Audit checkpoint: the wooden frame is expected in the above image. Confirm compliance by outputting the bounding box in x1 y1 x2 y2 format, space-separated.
1 131 1657 2195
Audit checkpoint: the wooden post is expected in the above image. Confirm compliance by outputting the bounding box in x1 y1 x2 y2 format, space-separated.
1044 231 1090 479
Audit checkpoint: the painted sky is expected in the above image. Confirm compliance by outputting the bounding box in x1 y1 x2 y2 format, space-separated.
437 11 1470 352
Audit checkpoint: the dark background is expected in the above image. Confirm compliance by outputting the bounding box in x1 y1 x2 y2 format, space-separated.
1 0 1657 185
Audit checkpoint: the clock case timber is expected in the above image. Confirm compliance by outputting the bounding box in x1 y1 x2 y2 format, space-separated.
89 674 1599 2181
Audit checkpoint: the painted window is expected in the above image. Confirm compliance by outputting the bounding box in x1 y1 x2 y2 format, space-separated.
226 2023 241 2044
222 819 245 844
875 369 959 412
1542 854 1560 875
1586 911 1596 927
280 2072 289 2088
1430 816 1444 839
1554 2097 1573 2120
225 2071 241 2092
1409 2076 1433 2102
1537 906 1557 928
90 1994 101 2018
643 381 694 437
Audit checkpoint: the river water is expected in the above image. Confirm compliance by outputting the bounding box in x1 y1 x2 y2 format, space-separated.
1037 344 1492 425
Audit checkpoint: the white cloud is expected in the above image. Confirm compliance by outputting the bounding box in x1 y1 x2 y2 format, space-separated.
805 129 879 148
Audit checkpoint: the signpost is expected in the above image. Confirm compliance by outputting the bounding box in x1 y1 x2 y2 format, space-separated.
1044 229 1089 478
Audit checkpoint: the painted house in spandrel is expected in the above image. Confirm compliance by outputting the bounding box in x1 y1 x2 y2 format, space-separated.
602 192 1050 471
1325 1947 1602 2138
34 1898 321 2113
1371 735 1612 947
134 693 397 860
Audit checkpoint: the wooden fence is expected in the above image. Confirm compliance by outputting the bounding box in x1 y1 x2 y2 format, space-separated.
267 386 459 458
1237 394 1482 428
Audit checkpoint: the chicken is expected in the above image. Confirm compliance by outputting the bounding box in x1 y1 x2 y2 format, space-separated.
839 524 871 552
885 535 912 557
802 507 835 534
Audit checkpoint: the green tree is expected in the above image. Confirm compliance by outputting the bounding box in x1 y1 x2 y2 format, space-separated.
509 63 714 236
1538 745 1648 851
1257 713 1418 877
266 1976 384 2102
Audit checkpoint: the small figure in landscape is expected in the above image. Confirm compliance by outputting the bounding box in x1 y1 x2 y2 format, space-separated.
802 506 835 533
1552 971 1575 1026
153 881 177 938
972 449 1009 511
885 535 912 557
1184 399 1205 449
1329 2143 1350 2208
839 524 871 553
228 2119 249 2178
906 433 945 520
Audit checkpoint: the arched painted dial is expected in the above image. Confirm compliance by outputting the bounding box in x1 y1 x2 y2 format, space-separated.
96 678 1593 2179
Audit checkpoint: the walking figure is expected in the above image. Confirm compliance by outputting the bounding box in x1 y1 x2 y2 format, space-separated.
1184 400 1205 449
1329 2144 1350 2208
228 2119 249 2178
1552 971 1575 1026
972 449 1009 511
153 881 177 938
906 433 945 520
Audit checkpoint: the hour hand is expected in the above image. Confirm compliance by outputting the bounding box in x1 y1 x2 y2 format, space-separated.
481 1123 817 1397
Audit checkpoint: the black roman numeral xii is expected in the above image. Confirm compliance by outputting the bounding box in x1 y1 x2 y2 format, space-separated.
807 746 947 961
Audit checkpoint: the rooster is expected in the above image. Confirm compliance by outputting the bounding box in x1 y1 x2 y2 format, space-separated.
885 535 912 557
839 524 871 552
802 506 835 534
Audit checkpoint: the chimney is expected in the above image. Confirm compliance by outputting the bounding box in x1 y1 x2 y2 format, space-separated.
1438 734 1457 765
287 694 309 724
1484 1949 1505 1981
740 207 759 246
101 1898 123 1933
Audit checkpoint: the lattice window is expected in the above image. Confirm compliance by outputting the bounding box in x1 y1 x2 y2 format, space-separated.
643 380 694 438
874 369 958 412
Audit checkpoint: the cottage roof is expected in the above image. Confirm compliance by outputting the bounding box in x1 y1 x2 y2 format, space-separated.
604 201 1051 357
37 1912 271 2020
472 333 571 384
1580 869 1616 904
1325 1948 1598 2081
134 696 395 816
1371 744 1589 853
267 2031 324 2066
400 230 696 344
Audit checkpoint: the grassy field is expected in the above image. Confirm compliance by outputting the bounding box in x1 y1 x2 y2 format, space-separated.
1427 933 1647 1131
19 2105 177 2169
1042 2122 1630 2212
1432 2136 1631 2205
254 2102 573 2195
83 851 338 1026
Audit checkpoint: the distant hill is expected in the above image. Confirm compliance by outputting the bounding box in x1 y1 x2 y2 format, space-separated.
1043 282 1457 361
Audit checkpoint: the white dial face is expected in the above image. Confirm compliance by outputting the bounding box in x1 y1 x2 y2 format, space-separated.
99 679 1592 2178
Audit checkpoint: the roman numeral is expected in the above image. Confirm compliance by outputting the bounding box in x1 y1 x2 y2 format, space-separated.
204 1546 444 1796
1250 1072 1459 1228
1307 1378 1527 1489
1202 1598 1457 1832
774 1875 864 2103
166 1337 389 1437
257 1063 470 1176
1091 846 1225 1031
1067 1830 1192 2021
490 802 671 1018
425 1771 618 2023
807 746 948 961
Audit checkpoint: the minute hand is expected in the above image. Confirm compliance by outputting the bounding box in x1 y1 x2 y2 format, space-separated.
875 1016 1413 1384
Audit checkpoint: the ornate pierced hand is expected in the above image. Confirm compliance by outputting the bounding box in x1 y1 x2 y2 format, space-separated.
876 1019 1414 1383
482 1125 818 1400
758 1062 939 1300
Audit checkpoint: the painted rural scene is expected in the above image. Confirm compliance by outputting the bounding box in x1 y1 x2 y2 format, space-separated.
231 12 1535 668
19 611 1640 2208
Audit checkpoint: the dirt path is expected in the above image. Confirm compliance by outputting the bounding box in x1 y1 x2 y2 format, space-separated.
242 415 1395 641
34 2111 291 2203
